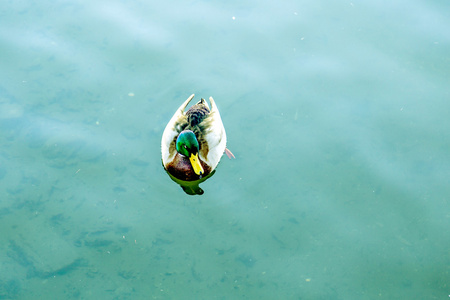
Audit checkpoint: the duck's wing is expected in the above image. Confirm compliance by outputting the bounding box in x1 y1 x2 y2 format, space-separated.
186 98 210 127
161 94 195 165
200 97 227 169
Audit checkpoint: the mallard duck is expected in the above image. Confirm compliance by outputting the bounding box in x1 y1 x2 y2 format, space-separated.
161 94 232 182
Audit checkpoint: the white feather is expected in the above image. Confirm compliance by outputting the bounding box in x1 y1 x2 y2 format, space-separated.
161 94 194 165
202 97 227 169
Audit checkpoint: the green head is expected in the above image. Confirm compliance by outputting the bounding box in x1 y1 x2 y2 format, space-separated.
176 130 199 156
176 130 204 175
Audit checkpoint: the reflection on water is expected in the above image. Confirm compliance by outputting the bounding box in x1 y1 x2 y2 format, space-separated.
164 168 216 195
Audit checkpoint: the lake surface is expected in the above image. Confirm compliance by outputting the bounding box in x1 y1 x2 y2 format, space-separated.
1 0 449 299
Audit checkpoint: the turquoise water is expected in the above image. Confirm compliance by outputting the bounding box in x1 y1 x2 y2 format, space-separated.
1 0 449 299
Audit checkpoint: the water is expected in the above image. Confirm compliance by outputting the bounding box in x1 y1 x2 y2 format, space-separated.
1 0 449 299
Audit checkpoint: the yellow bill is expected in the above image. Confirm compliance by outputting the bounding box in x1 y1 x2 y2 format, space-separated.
189 153 204 175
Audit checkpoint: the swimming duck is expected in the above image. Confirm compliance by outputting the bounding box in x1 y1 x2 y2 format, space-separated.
161 94 233 182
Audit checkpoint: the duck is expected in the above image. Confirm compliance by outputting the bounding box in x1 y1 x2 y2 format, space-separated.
161 94 233 182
